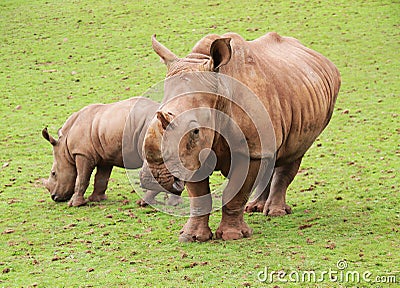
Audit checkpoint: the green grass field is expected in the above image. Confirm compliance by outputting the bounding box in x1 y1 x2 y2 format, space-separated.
1 0 399 287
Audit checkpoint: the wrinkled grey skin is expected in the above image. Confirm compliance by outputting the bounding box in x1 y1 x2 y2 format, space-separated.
42 97 181 207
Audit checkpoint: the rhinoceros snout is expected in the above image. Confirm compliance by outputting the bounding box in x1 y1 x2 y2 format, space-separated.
51 194 67 202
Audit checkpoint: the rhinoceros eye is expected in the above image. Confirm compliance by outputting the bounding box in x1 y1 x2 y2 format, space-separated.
51 171 56 177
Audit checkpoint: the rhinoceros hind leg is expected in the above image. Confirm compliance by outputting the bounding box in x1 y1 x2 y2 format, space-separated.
88 166 113 202
88 193 108 202
245 199 266 213
245 180 272 213
263 158 302 216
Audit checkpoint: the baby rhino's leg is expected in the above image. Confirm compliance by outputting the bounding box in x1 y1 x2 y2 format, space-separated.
69 155 94 207
88 166 113 202
137 190 160 207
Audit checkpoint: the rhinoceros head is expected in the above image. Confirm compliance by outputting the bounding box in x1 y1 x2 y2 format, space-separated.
140 35 235 194
141 92 225 194
42 128 76 202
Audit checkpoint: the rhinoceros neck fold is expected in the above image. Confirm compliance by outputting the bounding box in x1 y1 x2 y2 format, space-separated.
62 136 75 165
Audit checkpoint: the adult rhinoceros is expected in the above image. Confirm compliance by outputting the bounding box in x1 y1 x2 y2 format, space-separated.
140 32 341 242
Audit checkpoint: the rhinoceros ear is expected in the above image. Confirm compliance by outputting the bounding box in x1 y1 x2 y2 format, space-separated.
57 128 63 138
42 127 58 146
152 34 178 66
210 38 232 71
156 111 175 130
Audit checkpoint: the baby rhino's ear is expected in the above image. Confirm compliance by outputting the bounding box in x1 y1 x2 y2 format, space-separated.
156 111 175 130
42 127 58 146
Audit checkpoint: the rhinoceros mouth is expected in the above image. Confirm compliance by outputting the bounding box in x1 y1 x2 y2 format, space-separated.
171 177 185 194
51 194 70 202
139 162 186 195
139 171 185 195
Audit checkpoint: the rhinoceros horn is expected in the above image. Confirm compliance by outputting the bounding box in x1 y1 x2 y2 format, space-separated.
152 34 178 65
42 127 58 146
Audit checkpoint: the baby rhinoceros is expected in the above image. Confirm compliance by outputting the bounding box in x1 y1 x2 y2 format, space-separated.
42 97 181 207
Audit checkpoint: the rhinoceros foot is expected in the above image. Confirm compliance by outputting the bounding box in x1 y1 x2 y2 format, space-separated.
68 195 87 207
179 216 213 242
88 193 108 202
263 203 292 216
136 190 161 207
136 199 149 207
136 198 161 207
244 200 266 213
215 220 253 241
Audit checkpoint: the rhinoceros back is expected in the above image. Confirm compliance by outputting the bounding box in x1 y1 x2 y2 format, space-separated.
59 97 159 168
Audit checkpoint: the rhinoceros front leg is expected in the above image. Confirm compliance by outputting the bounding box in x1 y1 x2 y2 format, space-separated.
179 178 213 242
215 157 261 241
88 165 113 202
263 158 302 216
68 155 94 207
